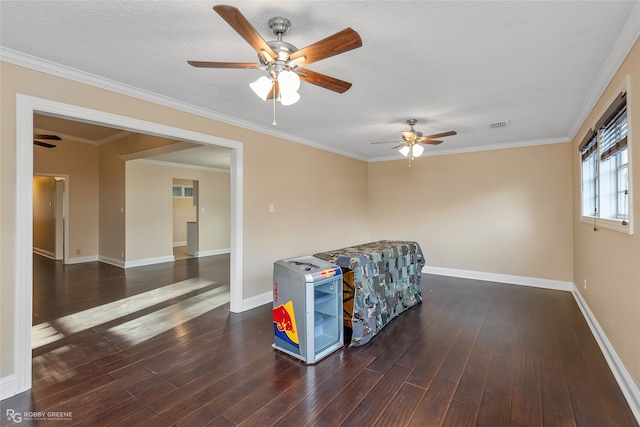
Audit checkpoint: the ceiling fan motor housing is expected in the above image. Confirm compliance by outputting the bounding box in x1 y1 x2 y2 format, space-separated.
260 17 299 75
268 16 291 36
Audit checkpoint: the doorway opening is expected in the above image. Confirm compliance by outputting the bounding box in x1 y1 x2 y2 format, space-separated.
173 178 198 260
14 94 244 395
33 174 68 264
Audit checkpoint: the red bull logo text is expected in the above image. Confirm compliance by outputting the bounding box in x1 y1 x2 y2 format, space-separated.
273 281 279 302
319 268 339 278
273 300 299 350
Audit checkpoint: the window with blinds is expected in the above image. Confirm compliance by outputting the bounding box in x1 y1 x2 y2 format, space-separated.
580 130 598 217
579 88 632 234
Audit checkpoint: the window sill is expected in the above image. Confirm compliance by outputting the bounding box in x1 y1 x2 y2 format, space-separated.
581 216 634 235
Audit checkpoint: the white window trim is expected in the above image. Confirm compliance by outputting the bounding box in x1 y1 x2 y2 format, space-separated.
580 75 634 235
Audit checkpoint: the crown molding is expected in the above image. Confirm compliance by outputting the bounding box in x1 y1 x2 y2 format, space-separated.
568 1 640 141
3 3 636 165
369 136 569 162
0 47 367 161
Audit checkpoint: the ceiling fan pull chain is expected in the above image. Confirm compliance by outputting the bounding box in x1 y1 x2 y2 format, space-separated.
272 91 277 126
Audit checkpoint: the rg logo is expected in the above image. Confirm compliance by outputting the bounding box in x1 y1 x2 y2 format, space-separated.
6 409 22 423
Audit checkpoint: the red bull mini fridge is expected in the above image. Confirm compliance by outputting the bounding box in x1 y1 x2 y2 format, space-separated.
273 255 343 364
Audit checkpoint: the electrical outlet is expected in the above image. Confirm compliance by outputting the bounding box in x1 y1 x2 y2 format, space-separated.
583 279 587 290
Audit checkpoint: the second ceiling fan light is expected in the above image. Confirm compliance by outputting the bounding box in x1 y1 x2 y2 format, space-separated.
399 143 424 158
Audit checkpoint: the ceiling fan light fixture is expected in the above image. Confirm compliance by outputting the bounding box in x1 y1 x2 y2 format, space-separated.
399 145 411 157
402 131 414 141
276 69 301 105
279 90 300 106
249 75 274 101
412 143 424 157
277 69 300 92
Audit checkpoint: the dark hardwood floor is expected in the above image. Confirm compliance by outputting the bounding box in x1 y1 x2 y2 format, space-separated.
1 254 637 426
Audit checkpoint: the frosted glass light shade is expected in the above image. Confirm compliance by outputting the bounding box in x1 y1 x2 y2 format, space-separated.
412 144 424 157
249 76 273 101
277 70 300 92
277 70 300 106
399 145 411 157
280 90 300 106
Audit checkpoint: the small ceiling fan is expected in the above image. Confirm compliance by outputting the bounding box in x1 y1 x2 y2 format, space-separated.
33 134 61 148
188 5 362 107
372 119 457 165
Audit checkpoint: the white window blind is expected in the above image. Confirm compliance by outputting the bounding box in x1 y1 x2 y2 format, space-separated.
579 89 631 232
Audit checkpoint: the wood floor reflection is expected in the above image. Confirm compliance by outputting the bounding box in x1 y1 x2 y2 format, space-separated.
0 255 636 426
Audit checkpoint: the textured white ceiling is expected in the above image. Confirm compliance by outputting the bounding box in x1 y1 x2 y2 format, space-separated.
2 1 639 162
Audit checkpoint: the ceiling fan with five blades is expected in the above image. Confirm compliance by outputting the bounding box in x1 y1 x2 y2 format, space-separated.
188 5 362 110
372 119 457 165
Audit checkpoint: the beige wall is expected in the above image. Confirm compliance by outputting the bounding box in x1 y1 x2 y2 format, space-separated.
572 38 640 387
34 138 100 260
242 134 370 291
99 133 182 262
369 143 574 281
126 162 230 261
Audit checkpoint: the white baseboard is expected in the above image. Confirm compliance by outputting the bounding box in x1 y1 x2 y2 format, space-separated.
197 248 231 258
422 265 639 424
1 374 16 400
124 255 175 268
33 247 55 259
99 255 125 268
173 241 187 247
423 266 573 292
66 255 99 264
572 286 640 423
243 291 272 311
101 249 230 268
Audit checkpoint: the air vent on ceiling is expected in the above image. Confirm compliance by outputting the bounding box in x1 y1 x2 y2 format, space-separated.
489 120 511 129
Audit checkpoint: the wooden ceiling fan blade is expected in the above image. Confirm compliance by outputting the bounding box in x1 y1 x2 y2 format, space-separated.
424 130 457 139
298 68 352 93
289 28 362 66
188 60 260 69
34 140 56 148
33 134 61 140
213 5 277 59
423 140 443 145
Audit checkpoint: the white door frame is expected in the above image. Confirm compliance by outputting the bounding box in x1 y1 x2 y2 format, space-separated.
14 94 244 394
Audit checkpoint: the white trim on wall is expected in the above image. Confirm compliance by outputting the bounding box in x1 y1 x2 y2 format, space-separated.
197 248 231 258
13 93 244 398
423 265 574 292
422 265 639 424
1 47 365 162
243 291 273 312
0 375 16 400
124 256 176 269
568 1 640 141
572 286 640 423
99 255 125 268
